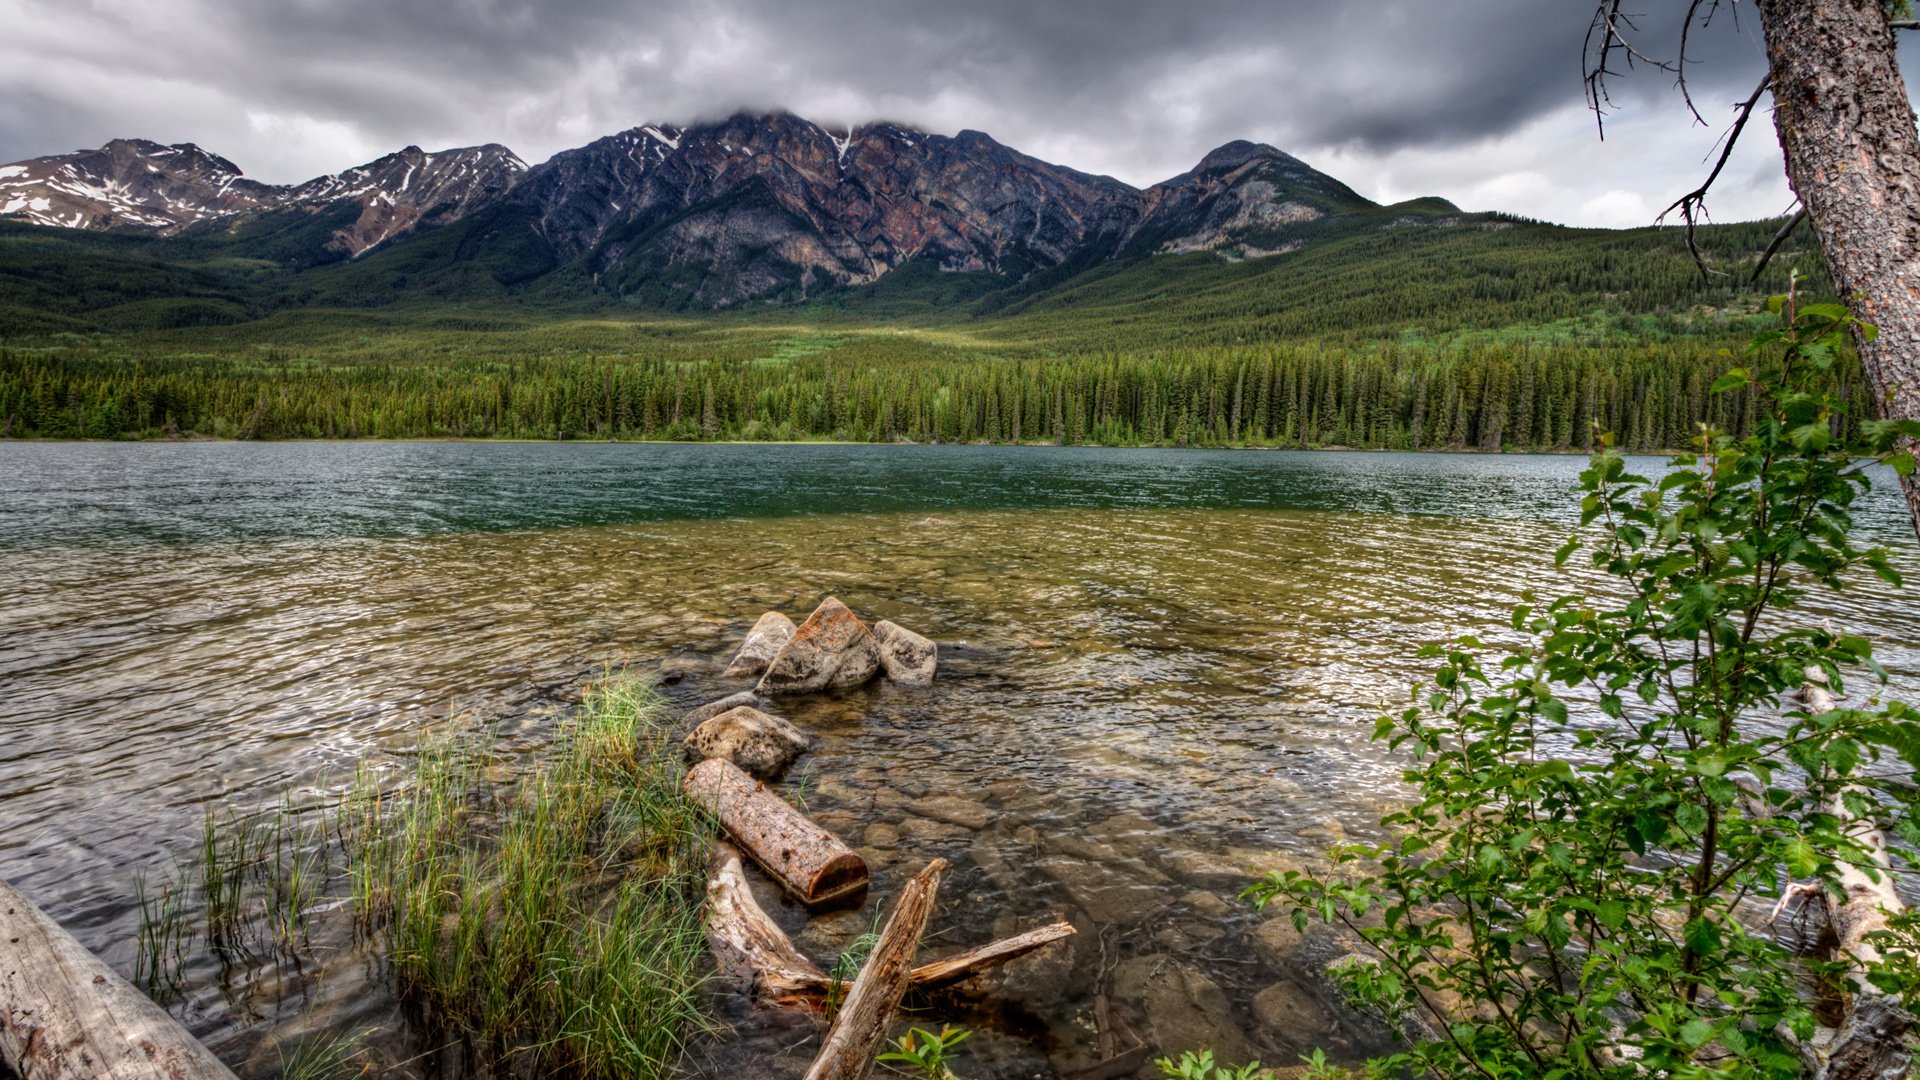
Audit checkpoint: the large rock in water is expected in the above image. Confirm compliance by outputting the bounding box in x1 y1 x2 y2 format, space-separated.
723 611 796 679
757 597 881 694
682 705 810 778
873 620 937 687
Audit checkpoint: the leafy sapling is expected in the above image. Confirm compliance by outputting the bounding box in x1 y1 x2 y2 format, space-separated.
877 1025 972 1080
1249 281 1920 1078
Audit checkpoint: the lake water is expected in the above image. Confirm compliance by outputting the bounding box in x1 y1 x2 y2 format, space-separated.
3 442 1917 1078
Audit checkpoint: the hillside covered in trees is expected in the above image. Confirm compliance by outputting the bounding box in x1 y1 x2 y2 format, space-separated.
0 209 1846 450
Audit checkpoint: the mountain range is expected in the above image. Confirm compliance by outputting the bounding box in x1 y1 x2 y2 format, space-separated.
0 111 1491 308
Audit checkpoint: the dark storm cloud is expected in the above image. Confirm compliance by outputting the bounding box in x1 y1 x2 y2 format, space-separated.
0 0 1861 225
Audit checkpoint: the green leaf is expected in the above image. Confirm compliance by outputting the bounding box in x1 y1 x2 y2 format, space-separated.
1789 422 1832 453
1538 695 1569 726
1708 369 1750 394
1784 836 1820 878
1683 917 1721 956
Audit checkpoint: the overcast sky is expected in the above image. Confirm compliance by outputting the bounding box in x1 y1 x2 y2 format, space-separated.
3 0 1915 228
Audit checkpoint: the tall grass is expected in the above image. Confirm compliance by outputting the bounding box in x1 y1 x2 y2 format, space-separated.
131 869 190 1003
347 676 715 1079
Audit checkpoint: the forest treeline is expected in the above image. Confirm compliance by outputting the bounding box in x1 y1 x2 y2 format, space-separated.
0 338 1864 451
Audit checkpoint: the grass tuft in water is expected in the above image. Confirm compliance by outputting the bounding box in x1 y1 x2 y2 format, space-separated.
275 1027 372 1080
347 675 714 1079
131 869 191 1003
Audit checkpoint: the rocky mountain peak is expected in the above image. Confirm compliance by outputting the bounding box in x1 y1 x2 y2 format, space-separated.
1 111 1456 305
1188 139 1297 174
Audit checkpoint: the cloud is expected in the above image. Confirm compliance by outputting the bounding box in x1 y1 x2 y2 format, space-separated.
0 0 1912 226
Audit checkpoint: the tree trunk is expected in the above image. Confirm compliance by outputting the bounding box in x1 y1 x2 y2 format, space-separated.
1756 0 1920 540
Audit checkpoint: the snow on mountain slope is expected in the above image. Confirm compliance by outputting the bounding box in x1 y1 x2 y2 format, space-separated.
0 138 526 255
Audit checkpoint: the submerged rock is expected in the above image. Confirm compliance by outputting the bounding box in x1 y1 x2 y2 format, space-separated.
1250 979 1347 1055
757 597 881 694
1112 955 1258 1065
681 690 766 730
906 794 992 830
873 619 937 687
723 611 797 679
682 705 810 778
899 816 973 843
1253 916 1309 969
655 653 715 685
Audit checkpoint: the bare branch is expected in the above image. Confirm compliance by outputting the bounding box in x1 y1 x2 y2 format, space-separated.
1585 2 1685 138
1657 71 1774 280
1675 0 1724 126
1750 205 1809 283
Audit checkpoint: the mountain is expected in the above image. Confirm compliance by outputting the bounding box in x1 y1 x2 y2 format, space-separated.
0 111 1493 307
495 114 1144 304
0 138 525 259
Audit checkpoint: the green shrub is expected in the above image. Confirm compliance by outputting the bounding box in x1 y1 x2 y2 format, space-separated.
1251 284 1920 1077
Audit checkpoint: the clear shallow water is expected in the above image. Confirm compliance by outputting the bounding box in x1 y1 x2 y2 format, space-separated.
2 442 1916 1078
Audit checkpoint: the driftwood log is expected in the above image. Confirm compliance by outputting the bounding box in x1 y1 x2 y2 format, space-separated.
706 844 841 1005
1798 671 1915 1080
686 758 868 906
804 858 947 1080
705 844 1074 1004
0 878 240 1080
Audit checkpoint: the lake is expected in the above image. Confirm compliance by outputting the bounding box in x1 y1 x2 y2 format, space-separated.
3 442 1917 1077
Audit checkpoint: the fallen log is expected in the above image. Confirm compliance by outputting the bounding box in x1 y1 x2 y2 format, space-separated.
1797 670 1914 1080
705 845 1075 1003
705 843 833 1005
0 878 240 1080
804 858 947 1080
686 758 867 906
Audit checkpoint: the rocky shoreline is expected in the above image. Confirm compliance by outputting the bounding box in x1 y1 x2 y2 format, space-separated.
668 597 1387 1079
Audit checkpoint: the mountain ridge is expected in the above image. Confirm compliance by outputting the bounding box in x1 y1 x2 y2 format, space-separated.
0 137 527 258
2 111 1499 306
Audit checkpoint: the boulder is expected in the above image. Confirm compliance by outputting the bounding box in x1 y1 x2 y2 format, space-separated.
757 597 881 694
681 690 766 730
872 619 937 687
682 705 810 778
723 611 797 679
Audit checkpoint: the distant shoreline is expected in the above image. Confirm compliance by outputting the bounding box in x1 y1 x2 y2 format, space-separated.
0 436 1616 455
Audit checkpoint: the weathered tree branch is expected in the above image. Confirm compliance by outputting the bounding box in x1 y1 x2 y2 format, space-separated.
1751 205 1809 284
1781 672 1915 1080
1657 71 1774 281
705 844 1075 1006
803 857 947 1080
